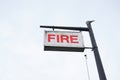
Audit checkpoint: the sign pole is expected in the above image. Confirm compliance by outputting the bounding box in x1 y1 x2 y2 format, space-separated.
40 21 107 80
86 20 107 80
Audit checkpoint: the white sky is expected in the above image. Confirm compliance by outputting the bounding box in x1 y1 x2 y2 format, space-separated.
0 0 120 80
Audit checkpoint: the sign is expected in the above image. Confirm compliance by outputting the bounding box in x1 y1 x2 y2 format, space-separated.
44 31 85 52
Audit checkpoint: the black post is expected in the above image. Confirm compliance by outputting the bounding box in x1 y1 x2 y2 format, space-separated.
86 20 107 80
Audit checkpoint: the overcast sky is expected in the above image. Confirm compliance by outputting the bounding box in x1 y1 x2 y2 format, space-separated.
0 0 120 80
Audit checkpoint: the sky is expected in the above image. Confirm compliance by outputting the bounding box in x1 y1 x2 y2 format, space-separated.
0 0 120 80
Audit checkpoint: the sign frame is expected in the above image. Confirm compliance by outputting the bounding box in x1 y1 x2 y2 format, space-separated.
44 31 85 52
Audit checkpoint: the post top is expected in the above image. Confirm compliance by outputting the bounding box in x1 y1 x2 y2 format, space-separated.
86 20 95 24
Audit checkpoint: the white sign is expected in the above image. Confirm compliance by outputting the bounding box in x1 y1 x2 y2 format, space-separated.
44 31 85 52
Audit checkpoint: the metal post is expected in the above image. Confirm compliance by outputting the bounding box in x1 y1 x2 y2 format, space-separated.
86 20 107 80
